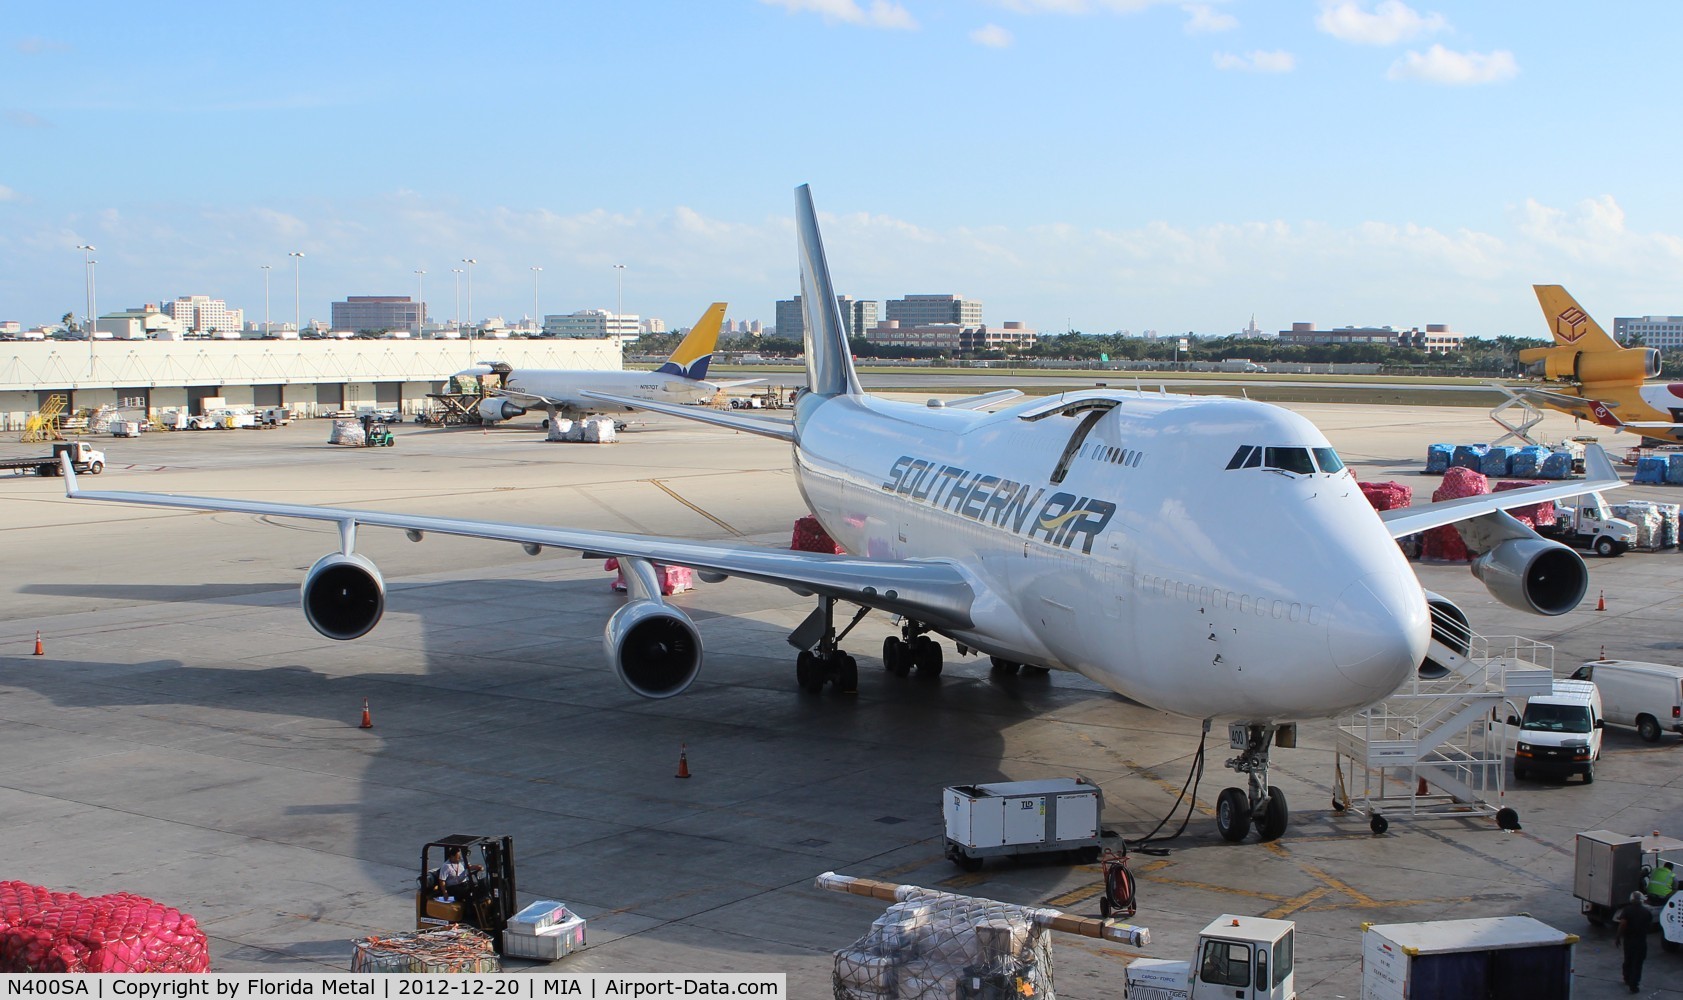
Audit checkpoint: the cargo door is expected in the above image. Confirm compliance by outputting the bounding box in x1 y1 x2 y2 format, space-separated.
1002 796 1045 846
1054 792 1099 841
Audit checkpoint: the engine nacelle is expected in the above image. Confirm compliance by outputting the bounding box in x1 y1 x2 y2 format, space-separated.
604 600 703 699
1470 537 1588 616
302 552 385 640
477 398 527 424
1524 346 1660 385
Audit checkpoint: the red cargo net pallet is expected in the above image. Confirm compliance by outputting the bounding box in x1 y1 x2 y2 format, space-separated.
791 515 845 555
0 881 210 973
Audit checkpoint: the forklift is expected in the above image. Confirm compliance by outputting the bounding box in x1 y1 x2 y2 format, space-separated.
415 835 518 952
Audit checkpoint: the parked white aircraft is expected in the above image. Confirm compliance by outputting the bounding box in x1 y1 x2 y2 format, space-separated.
471 302 759 425
62 185 1622 843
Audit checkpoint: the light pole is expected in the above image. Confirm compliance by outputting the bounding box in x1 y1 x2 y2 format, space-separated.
288 251 305 336
452 268 463 338
614 263 626 342
260 265 272 338
414 269 426 337
76 244 96 374
530 266 542 336
461 258 477 352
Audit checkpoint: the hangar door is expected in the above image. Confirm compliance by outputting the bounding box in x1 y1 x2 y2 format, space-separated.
253 384 283 407
376 382 402 407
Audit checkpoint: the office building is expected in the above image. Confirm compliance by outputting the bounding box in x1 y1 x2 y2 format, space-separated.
544 310 640 339
775 295 878 340
163 295 245 337
864 321 1036 353
1615 316 1683 351
331 296 425 333
885 294 982 328
1278 322 1462 353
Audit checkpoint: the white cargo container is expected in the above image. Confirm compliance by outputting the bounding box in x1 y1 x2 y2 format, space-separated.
943 778 1102 870
1361 916 1576 1000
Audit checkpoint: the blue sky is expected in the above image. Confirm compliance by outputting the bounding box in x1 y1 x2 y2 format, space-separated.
4 1 1682 338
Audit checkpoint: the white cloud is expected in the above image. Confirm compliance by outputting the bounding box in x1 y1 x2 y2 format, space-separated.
759 0 917 29
1316 1 1446 45
1213 50 1295 73
0 183 17 202
995 0 1179 14
1182 3 1236 33
970 23 1014 47
5 110 52 129
1387 45 1518 85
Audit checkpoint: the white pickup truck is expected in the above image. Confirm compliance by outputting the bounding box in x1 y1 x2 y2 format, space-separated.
1538 492 1636 557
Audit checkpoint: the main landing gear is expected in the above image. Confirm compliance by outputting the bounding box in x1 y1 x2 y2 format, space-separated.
1216 723 1291 843
882 622 942 679
793 595 869 694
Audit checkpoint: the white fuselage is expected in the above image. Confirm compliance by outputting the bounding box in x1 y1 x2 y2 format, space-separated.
792 390 1430 723
504 369 719 414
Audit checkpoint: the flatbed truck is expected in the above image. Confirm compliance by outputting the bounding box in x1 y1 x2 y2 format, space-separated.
0 441 106 477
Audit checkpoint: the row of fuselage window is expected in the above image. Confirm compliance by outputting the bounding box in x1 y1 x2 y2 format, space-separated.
1138 573 1318 625
1079 440 1144 467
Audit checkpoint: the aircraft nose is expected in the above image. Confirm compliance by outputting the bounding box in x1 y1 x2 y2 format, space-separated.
1327 570 1429 700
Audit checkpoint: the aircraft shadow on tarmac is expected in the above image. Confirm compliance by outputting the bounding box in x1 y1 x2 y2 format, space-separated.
1 572 1181 969
22 583 300 605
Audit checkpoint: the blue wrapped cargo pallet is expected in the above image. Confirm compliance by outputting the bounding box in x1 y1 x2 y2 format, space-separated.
1451 444 1489 471
1509 446 1547 478
1670 454 1683 486
1635 457 1668 485
1539 451 1572 480
1425 443 1452 474
1480 446 1517 478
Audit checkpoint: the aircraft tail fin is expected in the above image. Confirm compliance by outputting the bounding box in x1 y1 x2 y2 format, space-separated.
1533 285 1622 352
795 185 863 398
655 302 727 380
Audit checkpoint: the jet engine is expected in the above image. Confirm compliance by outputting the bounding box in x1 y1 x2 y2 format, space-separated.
477 398 527 424
302 552 385 640
1524 346 1660 385
1470 537 1588 616
603 600 703 699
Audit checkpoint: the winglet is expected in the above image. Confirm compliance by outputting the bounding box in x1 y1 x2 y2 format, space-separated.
795 185 862 398
655 302 728 381
59 453 80 496
1582 444 1622 490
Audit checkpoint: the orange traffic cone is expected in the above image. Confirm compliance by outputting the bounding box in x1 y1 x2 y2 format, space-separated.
1417 776 1429 796
1596 590 1606 612
33 631 43 656
675 744 691 779
359 698 373 729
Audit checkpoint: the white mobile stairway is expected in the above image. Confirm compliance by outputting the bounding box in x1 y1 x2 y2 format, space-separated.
1334 604 1555 830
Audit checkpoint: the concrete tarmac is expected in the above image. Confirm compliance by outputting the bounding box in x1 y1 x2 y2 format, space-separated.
3 403 1682 996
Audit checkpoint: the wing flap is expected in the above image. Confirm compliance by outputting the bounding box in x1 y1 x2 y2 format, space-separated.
580 389 795 441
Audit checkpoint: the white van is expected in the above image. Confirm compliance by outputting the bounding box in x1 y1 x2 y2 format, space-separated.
1570 659 1683 743
1510 678 1603 783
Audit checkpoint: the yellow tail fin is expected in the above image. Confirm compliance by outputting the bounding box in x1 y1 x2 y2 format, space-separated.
1533 285 1622 352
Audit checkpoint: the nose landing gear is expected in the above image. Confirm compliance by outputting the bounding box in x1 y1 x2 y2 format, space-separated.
1216 723 1292 843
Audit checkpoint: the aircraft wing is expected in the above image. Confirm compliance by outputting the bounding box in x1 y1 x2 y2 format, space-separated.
580 389 795 441
1379 444 1625 538
707 378 767 390
489 387 561 407
1509 385 1622 426
59 457 972 628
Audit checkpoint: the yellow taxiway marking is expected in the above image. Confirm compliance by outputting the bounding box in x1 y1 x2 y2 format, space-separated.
649 479 743 536
1262 885 1332 920
1042 885 1105 909
937 872 992 891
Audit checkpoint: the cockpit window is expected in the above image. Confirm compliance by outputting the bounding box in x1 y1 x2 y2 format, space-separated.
1225 446 1254 470
1264 447 1315 475
1313 447 1345 473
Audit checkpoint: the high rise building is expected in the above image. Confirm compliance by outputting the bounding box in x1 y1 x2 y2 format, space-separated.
885 294 982 327
775 295 878 340
331 296 425 333
1615 315 1683 351
163 295 245 337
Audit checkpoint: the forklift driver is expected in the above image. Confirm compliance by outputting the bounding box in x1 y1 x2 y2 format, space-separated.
433 847 483 900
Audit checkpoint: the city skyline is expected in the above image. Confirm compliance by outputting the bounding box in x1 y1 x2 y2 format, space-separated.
5 3 1683 339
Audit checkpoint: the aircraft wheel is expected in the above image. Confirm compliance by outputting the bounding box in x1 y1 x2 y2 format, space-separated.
990 656 1019 676
1216 788 1251 842
833 653 858 694
1639 715 1663 743
1258 786 1289 841
883 637 911 677
914 637 943 677
795 650 825 693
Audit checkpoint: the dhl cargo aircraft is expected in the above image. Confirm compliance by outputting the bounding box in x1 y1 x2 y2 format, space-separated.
1517 285 1683 443
61 187 1623 843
